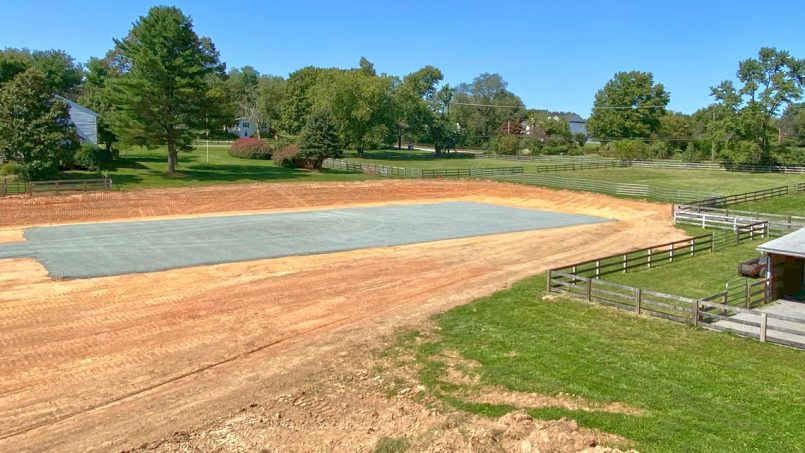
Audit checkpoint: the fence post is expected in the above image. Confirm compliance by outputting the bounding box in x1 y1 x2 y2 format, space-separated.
710 232 715 252
547 269 553 293
595 260 600 279
692 300 699 326
586 278 592 301
745 282 751 309
669 243 674 263
647 248 652 269
622 254 627 273
635 288 642 314
690 239 695 257
759 313 767 342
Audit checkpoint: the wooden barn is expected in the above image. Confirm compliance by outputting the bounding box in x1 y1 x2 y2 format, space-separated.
758 228 805 302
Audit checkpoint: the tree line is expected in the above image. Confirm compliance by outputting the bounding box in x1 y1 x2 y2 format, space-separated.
0 5 802 179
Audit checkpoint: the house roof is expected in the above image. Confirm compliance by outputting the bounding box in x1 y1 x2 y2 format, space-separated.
53 95 99 117
757 228 805 259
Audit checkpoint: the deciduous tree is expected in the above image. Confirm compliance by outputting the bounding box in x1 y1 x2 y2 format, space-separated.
0 69 78 178
587 71 669 141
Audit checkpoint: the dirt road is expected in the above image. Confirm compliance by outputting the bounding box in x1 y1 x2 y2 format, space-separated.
0 180 681 451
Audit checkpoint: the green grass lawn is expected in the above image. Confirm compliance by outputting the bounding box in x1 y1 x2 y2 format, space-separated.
346 152 804 196
397 275 805 452
604 239 763 298
732 192 805 215
62 145 373 190
567 168 805 195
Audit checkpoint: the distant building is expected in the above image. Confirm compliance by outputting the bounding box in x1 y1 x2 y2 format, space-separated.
55 95 99 146
563 113 588 137
228 117 272 138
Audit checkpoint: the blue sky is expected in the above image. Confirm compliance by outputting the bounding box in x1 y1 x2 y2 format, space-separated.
1 1 803 116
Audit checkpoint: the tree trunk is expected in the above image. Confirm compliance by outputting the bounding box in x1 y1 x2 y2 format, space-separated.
167 140 178 175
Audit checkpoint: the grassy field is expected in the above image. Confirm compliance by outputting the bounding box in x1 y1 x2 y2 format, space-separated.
565 168 805 195
394 275 805 452
61 145 372 190
604 238 762 298
732 192 805 215
348 151 804 195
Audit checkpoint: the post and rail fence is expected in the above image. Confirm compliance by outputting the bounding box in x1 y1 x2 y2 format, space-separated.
1 178 113 197
547 233 804 349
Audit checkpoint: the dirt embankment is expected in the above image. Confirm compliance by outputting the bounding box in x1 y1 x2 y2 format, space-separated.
0 180 675 451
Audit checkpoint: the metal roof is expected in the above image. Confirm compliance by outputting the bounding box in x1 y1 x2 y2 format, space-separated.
757 228 805 259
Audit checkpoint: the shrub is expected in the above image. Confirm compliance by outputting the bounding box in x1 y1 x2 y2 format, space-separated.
72 145 102 170
228 138 273 160
0 162 25 177
490 135 520 155
272 144 302 168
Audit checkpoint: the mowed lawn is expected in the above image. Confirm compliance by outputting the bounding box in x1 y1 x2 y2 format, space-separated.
62 145 373 190
398 275 805 452
604 238 763 298
733 192 805 215
348 151 804 195
567 167 805 195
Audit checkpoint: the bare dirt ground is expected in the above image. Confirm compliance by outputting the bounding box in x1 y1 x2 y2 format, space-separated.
0 180 679 452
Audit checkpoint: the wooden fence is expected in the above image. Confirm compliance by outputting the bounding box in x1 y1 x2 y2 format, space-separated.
548 259 804 349
475 154 805 174
322 159 422 178
798 182 805 192
494 173 717 203
528 161 625 172
419 167 524 178
550 234 722 280
1 178 112 197
685 185 790 208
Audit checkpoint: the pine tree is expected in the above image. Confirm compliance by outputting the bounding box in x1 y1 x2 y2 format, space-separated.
298 108 343 169
108 6 225 175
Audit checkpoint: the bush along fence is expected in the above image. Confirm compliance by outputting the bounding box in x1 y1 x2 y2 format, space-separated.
1 178 113 197
547 229 805 349
493 173 716 203
674 184 805 237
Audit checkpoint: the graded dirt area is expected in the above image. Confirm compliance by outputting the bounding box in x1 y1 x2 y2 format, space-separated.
0 180 680 452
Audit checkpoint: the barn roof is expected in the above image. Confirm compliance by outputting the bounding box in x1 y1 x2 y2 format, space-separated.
757 228 805 259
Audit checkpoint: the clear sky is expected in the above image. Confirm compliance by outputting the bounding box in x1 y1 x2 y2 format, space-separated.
1 0 803 116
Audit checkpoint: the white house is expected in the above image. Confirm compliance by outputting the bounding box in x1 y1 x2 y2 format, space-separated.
231 117 255 138
55 95 99 146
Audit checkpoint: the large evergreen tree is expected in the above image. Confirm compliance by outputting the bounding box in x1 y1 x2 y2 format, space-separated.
298 108 342 168
108 6 225 175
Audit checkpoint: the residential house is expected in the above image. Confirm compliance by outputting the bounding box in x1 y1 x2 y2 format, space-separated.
55 95 99 146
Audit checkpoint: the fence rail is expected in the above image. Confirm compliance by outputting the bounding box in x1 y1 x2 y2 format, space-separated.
551 234 719 280
475 154 805 173
419 167 524 178
493 173 716 203
674 200 805 238
322 159 422 178
1 178 112 197
686 185 790 208
547 264 803 348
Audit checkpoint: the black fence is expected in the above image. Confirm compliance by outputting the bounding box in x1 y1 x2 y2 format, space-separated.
420 167 524 178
